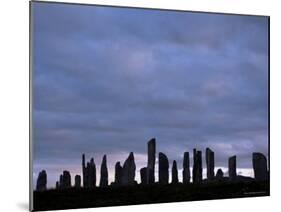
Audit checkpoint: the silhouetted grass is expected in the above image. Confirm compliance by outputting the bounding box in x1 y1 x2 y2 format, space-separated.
33 181 269 211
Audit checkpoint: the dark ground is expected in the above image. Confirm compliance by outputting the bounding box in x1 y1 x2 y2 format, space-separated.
33 181 269 211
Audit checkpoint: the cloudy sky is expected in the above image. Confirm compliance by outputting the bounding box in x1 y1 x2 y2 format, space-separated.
32 2 269 188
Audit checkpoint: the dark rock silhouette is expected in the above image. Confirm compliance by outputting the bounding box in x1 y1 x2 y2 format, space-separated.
88 158 96 188
82 154 96 188
147 138 156 184
206 148 215 181
36 170 47 191
55 181 59 189
114 162 123 185
193 149 202 183
140 167 147 184
182 152 190 184
216 169 224 181
228 156 237 181
82 154 86 187
99 155 108 187
59 174 63 187
158 152 169 184
75 175 81 188
61 171 71 189
252 153 268 181
172 160 179 184
121 152 136 185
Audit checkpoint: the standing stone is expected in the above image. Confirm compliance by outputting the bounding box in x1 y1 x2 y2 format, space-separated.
82 154 96 188
59 174 63 187
182 152 190 184
193 149 202 183
147 138 156 184
158 152 169 184
122 152 136 185
36 170 47 191
114 162 123 185
99 155 108 187
82 154 86 187
172 160 179 184
228 155 237 181
140 167 147 185
74 175 81 188
216 169 224 181
252 152 268 181
88 158 96 188
55 181 59 189
206 148 215 181
61 170 71 188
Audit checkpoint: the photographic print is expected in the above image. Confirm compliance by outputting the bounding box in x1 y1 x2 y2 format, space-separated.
30 1 269 211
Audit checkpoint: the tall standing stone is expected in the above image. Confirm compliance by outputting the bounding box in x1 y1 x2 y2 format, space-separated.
172 160 179 184
36 170 47 191
59 174 63 187
61 170 71 188
75 175 81 188
158 152 169 184
114 162 123 185
140 167 147 185
182 152 190 184
88 158 96 188
55 181 59 189
228 155 237 181
99 155 108 187
193 149 196 183
252 152 268 181
206 148 215 181
82 154 96 188
147 138 156 184
82 154 86 187
193 149 202 183
122 152 136 185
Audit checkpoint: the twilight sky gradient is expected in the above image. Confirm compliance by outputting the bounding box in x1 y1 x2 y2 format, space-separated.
32 2 269 188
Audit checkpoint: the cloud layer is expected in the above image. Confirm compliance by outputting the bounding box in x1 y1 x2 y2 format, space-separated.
32 2 269 187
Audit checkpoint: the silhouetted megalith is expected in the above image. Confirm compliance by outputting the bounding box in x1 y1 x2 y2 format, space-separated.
159 152 169 184
114 162 123 185
182 152 190 184
147 138 156 184
193 149 202 183
61 170 71 188
75 175 81 188
228 155 237 181
172 160 179 184
216 169 224 181
55 181 59 189
122 152 136 185
252 152 268 181
99 155 108 187
36 170 47 191
88 158 96 187
206 148 215 181
140 167 147 184
82 154 86 186
59 174 63 187
82 154 96 188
